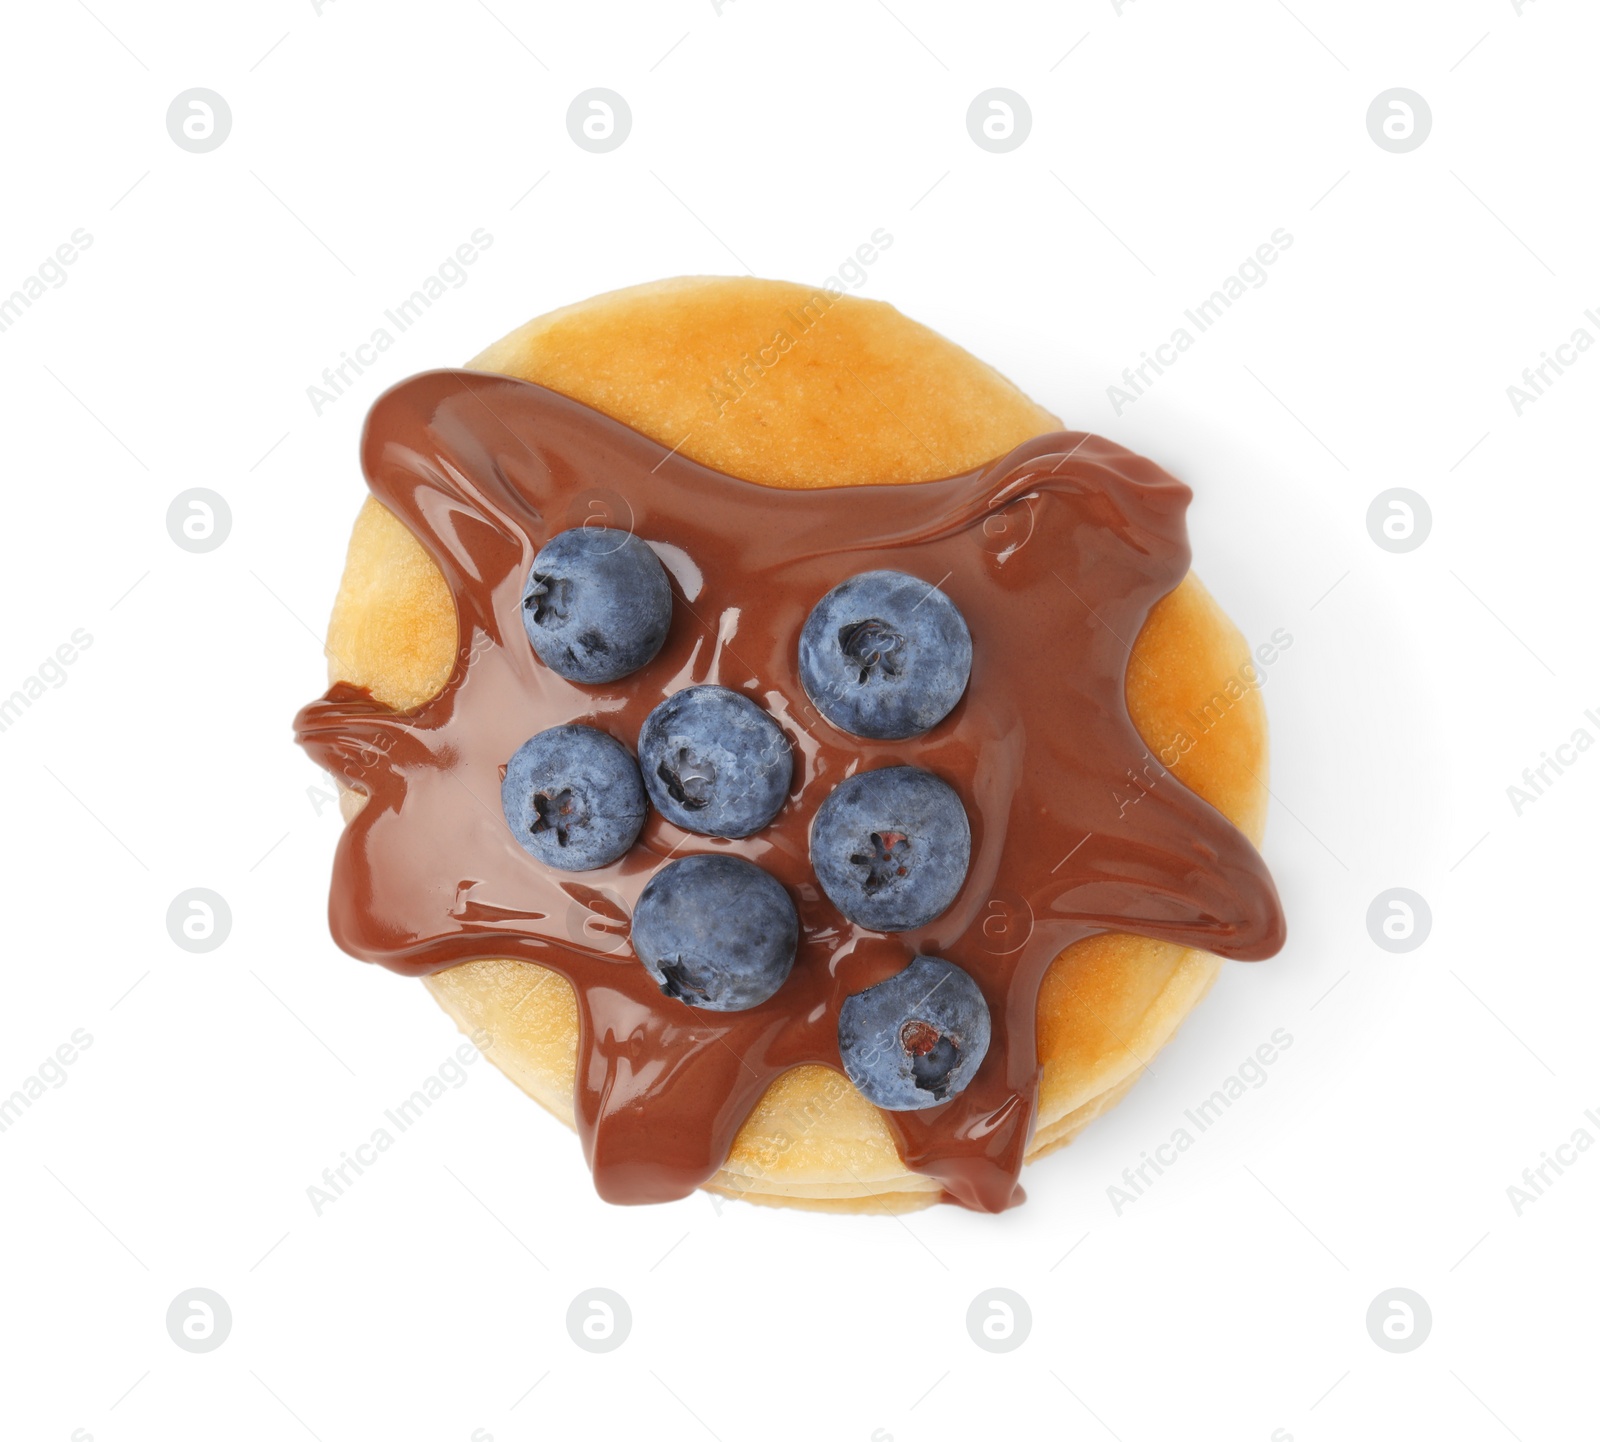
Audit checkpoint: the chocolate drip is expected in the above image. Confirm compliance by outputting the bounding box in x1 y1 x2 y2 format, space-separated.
294 369 1285 1212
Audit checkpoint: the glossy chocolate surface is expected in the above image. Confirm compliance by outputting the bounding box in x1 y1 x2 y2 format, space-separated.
294 369 1285 1212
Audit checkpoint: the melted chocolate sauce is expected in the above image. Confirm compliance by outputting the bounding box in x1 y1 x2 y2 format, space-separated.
294 369 1285 1212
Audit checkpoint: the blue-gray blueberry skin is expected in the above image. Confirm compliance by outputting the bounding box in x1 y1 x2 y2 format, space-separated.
521 527 673 685
837 955 991 1110
637 685 793 838
799 569 972 740
630 855 799 1011
501 724 647 872
809 766 971 931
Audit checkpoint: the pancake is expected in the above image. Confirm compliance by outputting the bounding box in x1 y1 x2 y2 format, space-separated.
321 276 1270 1212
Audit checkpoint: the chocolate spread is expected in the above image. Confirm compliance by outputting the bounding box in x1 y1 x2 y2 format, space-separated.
294 369 1285 1212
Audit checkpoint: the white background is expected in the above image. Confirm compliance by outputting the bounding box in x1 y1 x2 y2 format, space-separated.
1 2 1594 1439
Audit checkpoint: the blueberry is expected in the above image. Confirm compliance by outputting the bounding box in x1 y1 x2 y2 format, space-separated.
799 569 972 739
522 527 672 684
637 686 792 838
809 766 970 931
838 955 991 1110
501 724 646 871
631 855 799 1011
